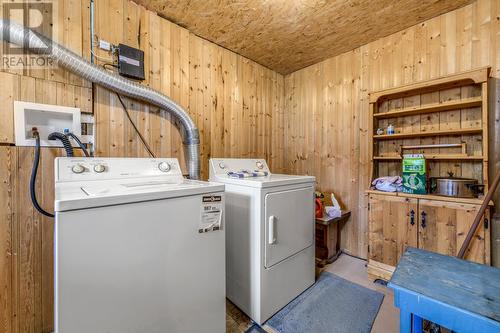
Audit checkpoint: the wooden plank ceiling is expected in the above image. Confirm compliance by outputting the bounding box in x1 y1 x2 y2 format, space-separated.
135 0 473 74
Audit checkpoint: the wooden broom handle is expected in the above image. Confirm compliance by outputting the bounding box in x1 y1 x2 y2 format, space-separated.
458 169 500 259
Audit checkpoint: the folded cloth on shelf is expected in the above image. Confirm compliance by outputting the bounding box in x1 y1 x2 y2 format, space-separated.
371 176 402 192
227 170 269 178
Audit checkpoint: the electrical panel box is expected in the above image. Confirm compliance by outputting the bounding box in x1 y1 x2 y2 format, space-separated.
14 101 82 147
118 43 145 80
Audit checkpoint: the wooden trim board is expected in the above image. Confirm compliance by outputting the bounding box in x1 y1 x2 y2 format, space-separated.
369 67 490 103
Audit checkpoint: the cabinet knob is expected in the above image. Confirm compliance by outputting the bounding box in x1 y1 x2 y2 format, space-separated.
421 211 427 228
410 210 415 226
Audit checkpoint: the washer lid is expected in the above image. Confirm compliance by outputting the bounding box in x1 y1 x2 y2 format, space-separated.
55 178 224 212
211 173 315 188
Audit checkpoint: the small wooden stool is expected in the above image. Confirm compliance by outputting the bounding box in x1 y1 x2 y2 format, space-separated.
315 211 350 267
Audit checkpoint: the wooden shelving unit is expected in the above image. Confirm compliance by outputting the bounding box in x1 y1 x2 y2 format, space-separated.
373 96 483 119
366 67 492 282
373 127 482 140
369 67 490 191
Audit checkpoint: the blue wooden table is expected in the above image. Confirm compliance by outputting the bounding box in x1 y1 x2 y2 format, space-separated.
388 248 500 333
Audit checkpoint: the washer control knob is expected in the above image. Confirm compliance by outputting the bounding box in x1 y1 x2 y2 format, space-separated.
93 164 106 173
256 161 264 169
71 164 85 174
219 162 226 169
158 161 171 172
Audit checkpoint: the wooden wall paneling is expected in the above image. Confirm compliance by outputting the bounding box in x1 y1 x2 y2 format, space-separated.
271 71 285 173
128 7 149 158
268 69 276 168
472 0 491 68
211 45 224 163
312 62 322 188
47 0 89 86
1 0 289 332
349 51 362 255
95 86 111 157
109 1 126 158
255 64 264 160
25 2 46 80
440 10 457 75
283 73 294 172
39 149 62 333
188 34 203 172
147 12 161 157
159 19 174 158
233 53 244 160
242 59 255 159
201 39 213 178
35 82 57 333
457 5 473 73
287 68 297 171
0 147 15 333
221 49 235 158
17 75 37 332
91 0 112 158
320 59 334 188
0 73 19 144
283 0 498 258
17 148 39 333
170 22 190 171
358 45 371 259
423 17 442 177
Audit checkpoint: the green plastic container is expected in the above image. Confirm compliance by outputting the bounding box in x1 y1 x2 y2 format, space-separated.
402 154 427 194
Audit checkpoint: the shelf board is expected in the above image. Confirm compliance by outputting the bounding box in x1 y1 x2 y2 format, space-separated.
373 97 482 119
373 155 484 161
365 190 492 206
373 128 482 140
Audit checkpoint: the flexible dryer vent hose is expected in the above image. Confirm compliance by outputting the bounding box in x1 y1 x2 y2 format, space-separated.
0 19 200 179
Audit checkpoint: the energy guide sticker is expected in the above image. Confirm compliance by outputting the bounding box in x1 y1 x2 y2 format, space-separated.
199 195 222 233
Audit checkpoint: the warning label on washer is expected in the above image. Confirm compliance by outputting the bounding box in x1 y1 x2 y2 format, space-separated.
199 195 223 233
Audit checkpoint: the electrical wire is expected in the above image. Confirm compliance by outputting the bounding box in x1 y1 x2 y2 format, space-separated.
30 129 54 218
339 250 367 262
102 63 118 71
90 48 115 64
115 93 156 158
66 131 90 157
101 62 155 157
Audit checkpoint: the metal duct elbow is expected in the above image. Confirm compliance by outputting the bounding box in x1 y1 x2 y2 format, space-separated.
0 19 200 179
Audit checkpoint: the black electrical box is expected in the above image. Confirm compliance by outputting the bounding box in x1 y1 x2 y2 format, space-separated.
117 43 145 80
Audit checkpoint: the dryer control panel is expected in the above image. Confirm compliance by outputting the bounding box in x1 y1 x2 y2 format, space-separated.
209 158 270 177
55 157 182 182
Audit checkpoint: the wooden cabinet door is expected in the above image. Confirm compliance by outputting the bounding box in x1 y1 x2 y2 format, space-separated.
369 194 418 266
418 200 486 264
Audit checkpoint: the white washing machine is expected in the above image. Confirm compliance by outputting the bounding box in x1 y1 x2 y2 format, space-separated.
54 157 225 333
209 158 315 324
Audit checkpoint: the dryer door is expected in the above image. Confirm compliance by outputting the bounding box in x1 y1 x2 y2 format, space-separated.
264 186 314 268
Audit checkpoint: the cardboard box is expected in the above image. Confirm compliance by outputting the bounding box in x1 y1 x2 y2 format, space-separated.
401 154 427 194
